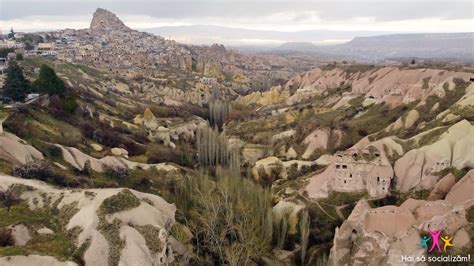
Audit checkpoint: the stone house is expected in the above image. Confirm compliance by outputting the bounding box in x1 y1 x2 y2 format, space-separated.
304 147 394 198
324 148 394 198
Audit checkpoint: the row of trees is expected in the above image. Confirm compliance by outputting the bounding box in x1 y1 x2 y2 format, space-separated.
2 63 76 111
2 62 67 101
196 125 238 169
208 99 230 129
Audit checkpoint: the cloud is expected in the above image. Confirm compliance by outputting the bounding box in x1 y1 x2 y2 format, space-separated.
0 0 472 33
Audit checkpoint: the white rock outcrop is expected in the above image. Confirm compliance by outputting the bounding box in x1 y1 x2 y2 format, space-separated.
56 144 178 173
0 175 190 265
394 120 474 192
0 132 44 165
251 156 287 182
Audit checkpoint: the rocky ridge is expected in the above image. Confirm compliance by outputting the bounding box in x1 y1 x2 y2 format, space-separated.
0 175 191 265
90 8 131 32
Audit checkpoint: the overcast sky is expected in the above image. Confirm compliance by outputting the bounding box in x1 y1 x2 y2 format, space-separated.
0 0 473 44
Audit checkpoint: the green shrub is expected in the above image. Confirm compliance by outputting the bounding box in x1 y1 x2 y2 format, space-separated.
0 48 14 58
61 96 78 114
99 189 140 215
32 64 66 96
104 167 130 181
1 62 31 101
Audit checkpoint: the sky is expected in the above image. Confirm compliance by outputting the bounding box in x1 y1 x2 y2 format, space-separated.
0 0 473 45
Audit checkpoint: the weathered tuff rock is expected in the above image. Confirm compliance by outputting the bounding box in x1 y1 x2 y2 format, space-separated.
329 170 474 265
351 136 405 159
445 169 474 206
241 144 267 163
0 114 7 134
304 146 393 199
0 132 44 165
8 224 31 246
385 109 419 132
0 175 191 266
395 120 474 192
90 143 103 152
110 147 128 158
286 147 298 160
427 173 456 200
90 8 130 32
235 85 290 106
56 144 178 173
271 129 296 143
251 156 288 182
134 108 207 145
133 108 158 129
301 128 342 159
272 200 306 235
285 66 471 108
0 254 78 266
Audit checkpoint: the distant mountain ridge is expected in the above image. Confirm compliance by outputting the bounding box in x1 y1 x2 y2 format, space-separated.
275 32 474 62
144 25 388 46
145 24 473 63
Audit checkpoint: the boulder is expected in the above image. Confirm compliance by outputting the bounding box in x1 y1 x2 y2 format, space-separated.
153 126 175 149
37 227 54 235
8 224 31 246
111 147 129 158
286 147 297 160
90 143 103 152
143 108 158 129
251 156 287 182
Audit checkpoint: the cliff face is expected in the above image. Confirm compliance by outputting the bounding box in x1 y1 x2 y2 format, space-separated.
90 8 131 32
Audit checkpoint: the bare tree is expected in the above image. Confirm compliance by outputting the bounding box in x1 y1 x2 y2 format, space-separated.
0 186 22 212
